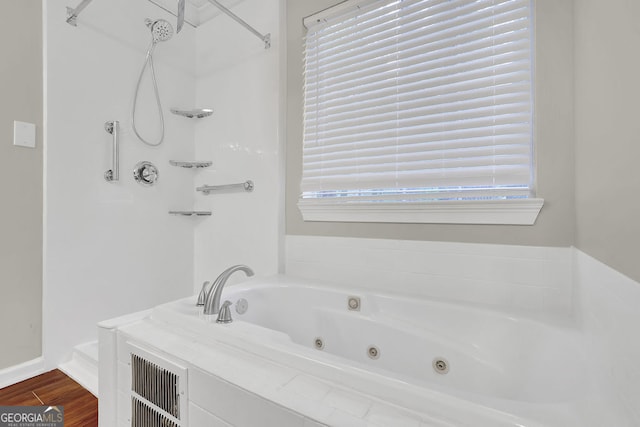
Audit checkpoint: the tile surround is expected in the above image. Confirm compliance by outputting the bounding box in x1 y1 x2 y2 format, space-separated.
574 250 640 424
113 319 473 427
286 235 573 314
322 389 371 419
190 368 305 427
189 402 232 427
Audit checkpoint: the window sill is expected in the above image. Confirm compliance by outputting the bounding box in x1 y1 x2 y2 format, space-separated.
298 198 544 225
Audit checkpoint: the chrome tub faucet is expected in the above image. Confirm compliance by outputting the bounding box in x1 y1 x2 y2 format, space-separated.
203 265 254 320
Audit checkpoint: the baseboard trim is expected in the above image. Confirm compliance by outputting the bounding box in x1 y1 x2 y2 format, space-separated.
0 357 46 389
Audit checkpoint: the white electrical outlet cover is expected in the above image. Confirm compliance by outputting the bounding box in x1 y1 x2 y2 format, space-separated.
13 121 36 148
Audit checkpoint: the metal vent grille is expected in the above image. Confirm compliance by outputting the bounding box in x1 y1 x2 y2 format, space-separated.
131 353 180 419
131 396 179 427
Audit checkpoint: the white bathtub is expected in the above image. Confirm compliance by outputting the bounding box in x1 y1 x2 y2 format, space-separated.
143 275 611 426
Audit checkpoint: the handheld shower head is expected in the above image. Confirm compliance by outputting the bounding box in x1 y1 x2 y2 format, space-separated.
133 18 173 147
145 19 174 43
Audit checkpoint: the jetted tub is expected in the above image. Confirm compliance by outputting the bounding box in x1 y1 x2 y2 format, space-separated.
148 275 603 426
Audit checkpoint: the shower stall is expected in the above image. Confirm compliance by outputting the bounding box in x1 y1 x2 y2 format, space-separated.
42 0 283 388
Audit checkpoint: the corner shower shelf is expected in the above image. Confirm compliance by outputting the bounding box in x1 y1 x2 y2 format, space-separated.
169 211 212 217
170 108 214 119
169 160 212 169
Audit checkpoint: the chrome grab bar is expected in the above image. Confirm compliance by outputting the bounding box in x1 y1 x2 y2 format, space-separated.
196 180 254 195
104 121 119 182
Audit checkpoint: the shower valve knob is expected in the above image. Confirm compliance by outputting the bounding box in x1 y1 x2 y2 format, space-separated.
133 161 159 186
142 168 156 181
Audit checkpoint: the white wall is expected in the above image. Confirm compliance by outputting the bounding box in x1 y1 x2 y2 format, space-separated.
44 0 197 368
574 0 640 284
193 0 283 288
572 1 640 419
0 0 43 371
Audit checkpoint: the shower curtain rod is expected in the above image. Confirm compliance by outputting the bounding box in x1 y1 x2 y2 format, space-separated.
206 0 270 49
66 0 93 26
66 0 271 49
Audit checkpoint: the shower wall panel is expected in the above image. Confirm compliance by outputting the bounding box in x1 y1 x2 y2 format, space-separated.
44 0 197 368
193 0 283 288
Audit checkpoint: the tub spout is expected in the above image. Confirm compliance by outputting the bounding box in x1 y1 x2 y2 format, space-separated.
203 265 254 315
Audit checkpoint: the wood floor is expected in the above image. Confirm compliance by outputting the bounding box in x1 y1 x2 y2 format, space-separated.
0 369 98 426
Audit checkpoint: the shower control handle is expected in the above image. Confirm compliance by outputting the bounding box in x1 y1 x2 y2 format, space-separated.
133 161 159 186
104 121 119 182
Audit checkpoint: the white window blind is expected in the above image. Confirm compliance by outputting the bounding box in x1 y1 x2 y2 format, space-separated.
301 0 535 209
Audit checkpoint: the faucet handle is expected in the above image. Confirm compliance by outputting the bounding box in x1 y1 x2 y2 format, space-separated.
216 300 233 324
196 281 211 306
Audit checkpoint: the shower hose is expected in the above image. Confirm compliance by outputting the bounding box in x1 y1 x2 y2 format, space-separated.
132 42 165 147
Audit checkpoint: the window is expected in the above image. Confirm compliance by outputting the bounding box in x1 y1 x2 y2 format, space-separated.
299 0 543 224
